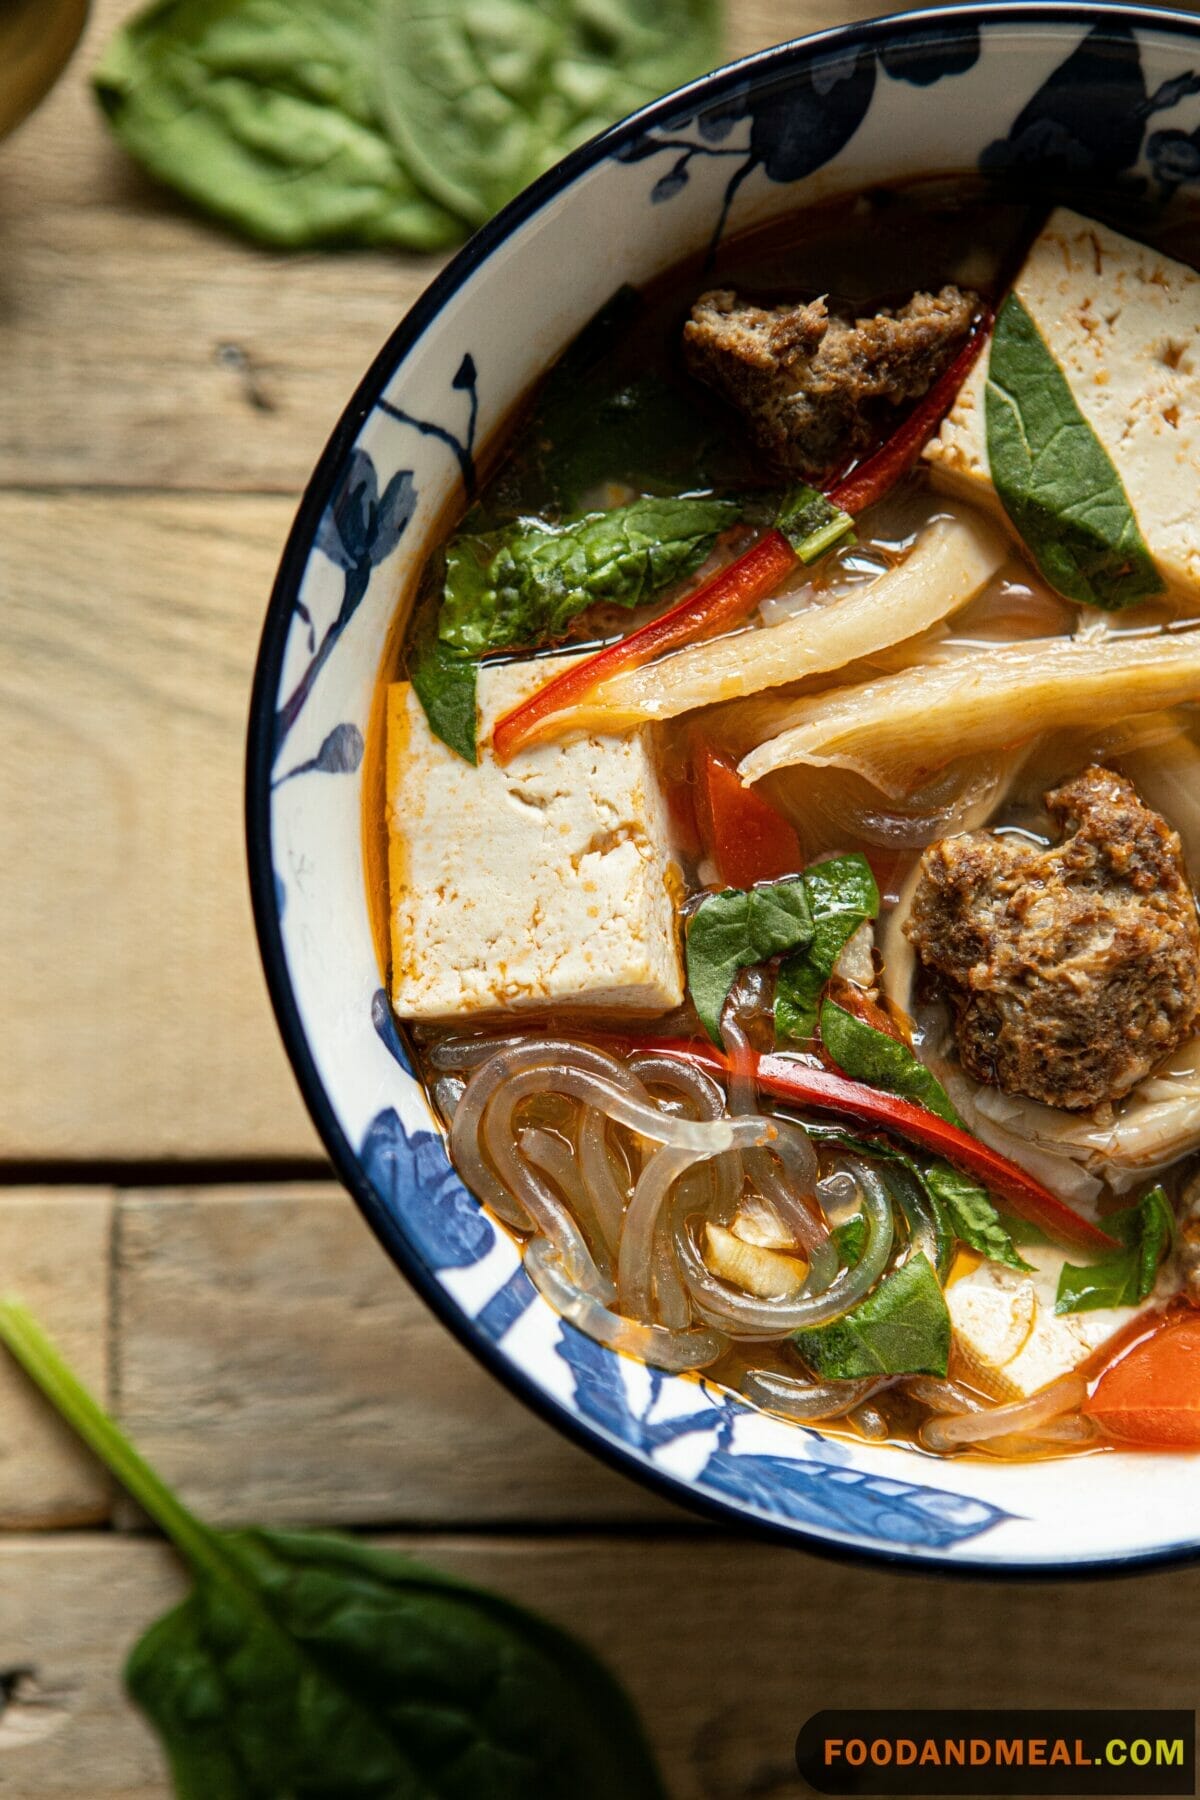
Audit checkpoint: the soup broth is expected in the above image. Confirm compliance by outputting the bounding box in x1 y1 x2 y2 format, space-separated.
367 179 1200 1459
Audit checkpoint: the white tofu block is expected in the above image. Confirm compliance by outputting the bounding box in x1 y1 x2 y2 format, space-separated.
947 1247 1153 1402
387 656 683 1020
925 207 1200 604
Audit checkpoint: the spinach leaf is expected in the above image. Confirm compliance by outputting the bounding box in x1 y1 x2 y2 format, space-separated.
376 0 721 227
484 289 757 518
873 1157 954 1283
440 494 740 660
994 1208 1055 1249
0 1301 667 1800
1055 1186 1173 1315
410 634 478 765
985 293 1164 610
687 881 813 1046
806 1126 1023 1275
775 853 879 1042
924 1163 1030 1274
833 1211 867 1270
775 487 855 564
94 0 463 250
819 1001 964 1127
794 1253 951 1378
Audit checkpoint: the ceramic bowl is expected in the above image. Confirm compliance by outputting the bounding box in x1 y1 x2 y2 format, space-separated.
248 2 1200 1572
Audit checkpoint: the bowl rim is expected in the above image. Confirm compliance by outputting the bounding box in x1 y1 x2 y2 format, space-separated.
247 0 1200 1578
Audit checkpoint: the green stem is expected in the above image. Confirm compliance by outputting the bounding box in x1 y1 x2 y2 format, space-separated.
0 1297 224 1580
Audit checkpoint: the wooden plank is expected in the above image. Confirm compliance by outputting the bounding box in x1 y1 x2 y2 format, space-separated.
113 1185 679 1526
0 1193 111 1528
0 0 930 494
3 1532 1200 1799
0 492 321 1160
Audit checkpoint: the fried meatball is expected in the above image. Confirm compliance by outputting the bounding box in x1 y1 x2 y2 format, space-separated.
683 285 976 474
905 766 1200 1111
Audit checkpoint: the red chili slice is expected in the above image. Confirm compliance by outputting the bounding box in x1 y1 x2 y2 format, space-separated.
491 528 797 762
628 1036 1119 1255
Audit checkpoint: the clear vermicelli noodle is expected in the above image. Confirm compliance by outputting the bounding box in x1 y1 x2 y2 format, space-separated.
374 182 1200 1457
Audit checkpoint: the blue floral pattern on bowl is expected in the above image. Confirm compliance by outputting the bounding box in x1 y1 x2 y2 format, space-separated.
248 5 1200 1571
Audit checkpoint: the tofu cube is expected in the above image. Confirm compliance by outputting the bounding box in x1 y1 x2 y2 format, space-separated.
925 207 1200 604
946 1248 1153 1402
387 656 684 1020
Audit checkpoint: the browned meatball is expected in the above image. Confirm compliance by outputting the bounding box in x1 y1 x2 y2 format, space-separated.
905 766 1200 1112
683 285 976 474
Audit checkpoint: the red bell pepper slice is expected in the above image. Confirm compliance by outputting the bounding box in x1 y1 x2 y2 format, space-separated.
629 1036 1119 1255
491 309 992 761
695 745 802 888
491 527 797 762
827 310 992 517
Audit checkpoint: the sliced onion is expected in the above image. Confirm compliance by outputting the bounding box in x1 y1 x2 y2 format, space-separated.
674 1158 894 1338
741 1368 880 1421
526 1237 726 1372
919 1373 1086 1451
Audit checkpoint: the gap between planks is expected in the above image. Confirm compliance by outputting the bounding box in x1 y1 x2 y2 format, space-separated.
0 1182 681 1532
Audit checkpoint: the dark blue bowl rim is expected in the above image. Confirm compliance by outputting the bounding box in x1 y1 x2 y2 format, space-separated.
247 0 1200 1579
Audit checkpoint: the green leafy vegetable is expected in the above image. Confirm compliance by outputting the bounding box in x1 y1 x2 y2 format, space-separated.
819 1001 964 1127
687 880 813 1046
482 288 755 519
985 293 1164 610
873 1156 954 1283
93 0 463 249
775 853 879 1042
994 1208 1055 1249
806 1126 1024 1276
410 633 479 765
376 0 721 227
440 494 740 660
924 1163 1030 1274
1055 1186 1173 1315
794 1253 951 1378
832 1211 867 1270
0 1299 667 1800
774 486 855 563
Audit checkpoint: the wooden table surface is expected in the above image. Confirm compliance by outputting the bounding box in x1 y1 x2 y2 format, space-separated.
3 3 1199 1794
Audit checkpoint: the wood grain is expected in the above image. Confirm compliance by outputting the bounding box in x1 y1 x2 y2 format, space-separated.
113 1184 678 1526
0 1192 111 1528
3 1533 1199 1800
0 0 930 496
0 493 320 1159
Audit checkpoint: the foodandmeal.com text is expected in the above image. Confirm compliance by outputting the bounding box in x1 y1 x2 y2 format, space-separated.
794 1709 1196 1795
